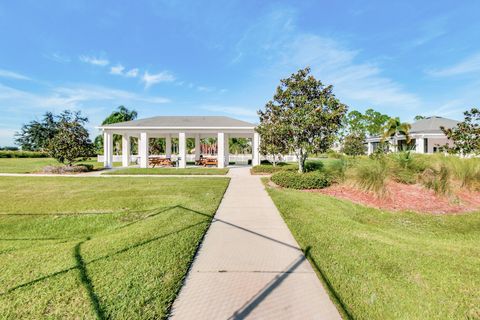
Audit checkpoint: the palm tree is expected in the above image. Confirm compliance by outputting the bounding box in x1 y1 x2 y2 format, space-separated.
382 117 411 150
99 106 138 154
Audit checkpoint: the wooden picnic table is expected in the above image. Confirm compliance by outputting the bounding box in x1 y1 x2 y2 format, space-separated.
149 157 174 168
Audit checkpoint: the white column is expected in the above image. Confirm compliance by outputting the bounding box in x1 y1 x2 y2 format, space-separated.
416 137 425 154
165 134 172 158
224 134 229 167
195 134 201 161
252 132 260 166
217 132 225 168
139 132 149 168
178 132 186 168
104 131 113 168
121 134 130 167
367 141 373 155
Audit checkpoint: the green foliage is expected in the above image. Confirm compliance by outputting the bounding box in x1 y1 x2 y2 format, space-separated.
440 107 479 155
97 106 138 154
414 115 425 120
341 134 366 156
47 119 94 165
353 159 388 196
445 157 480 190
343 108 390 137
326 158 348 182
258 67 348 173
0 150 48 158
271 171 331 189
229 138 251 154
15 111 87 151
382 117 412 143
251 163 297 174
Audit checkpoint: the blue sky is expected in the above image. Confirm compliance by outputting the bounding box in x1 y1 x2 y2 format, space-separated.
1 1 480 145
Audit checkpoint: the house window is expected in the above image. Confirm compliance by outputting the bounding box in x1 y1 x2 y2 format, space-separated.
424 138 428 153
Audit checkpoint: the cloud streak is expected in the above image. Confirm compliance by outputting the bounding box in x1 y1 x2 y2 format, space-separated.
141 71 175 88
79 55 110 66
427 53 480 77
0 69 30 80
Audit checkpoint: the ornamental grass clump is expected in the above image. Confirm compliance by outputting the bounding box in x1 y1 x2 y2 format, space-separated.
421 164 451 195
353 159 388 197
446 157 480 190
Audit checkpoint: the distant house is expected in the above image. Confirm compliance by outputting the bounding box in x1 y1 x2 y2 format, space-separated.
367 116 459 155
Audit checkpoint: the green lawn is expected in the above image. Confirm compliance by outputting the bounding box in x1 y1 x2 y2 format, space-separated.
104 167 229 175
265 182 480 319
0 158 119 173
0 176 229 319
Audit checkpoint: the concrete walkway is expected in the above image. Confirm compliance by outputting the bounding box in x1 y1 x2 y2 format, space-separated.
170 167 341 319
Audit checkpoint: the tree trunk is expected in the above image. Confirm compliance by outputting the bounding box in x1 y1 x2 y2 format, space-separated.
297 149 307 173
272 154 277 167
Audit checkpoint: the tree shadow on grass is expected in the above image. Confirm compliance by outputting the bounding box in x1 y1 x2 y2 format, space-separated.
0 210 210 297
74 237 106 320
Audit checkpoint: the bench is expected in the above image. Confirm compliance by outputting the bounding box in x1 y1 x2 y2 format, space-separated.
149 157 174 168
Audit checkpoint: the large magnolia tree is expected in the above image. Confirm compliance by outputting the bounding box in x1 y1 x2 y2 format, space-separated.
257 67 348 173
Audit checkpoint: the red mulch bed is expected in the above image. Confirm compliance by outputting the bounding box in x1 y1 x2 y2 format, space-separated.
313 181 480 214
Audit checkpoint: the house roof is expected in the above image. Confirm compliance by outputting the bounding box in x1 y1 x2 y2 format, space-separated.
99 116 256 129
410 116 458 134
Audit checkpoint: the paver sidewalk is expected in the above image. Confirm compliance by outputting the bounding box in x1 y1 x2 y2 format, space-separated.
170 167 341 319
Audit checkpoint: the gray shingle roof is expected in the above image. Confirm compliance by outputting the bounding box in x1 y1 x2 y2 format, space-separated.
410 116 458 134
100 116 256 129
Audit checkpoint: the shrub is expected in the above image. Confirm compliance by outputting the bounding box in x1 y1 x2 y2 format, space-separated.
325 159 348 182
0 150 49 158
421 165 450 195
271 171 331 189
42 165 91 174
304 160 324 172
251 163 297 174
353 159 388 196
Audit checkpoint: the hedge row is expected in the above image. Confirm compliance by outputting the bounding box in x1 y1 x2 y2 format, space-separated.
0 151 49 158
251 163 297 174
271 171 331 189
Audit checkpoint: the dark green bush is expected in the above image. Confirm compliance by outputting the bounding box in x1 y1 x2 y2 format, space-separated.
271 171 331 189
305 160 324 172
0 150 49 158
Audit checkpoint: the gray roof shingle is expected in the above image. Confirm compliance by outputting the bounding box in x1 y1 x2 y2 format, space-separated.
100 116 256 128
410 116 458 134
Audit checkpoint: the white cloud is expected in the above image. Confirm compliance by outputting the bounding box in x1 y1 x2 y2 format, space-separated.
79 55 110 66
0 69 30 80
197 86 215 92
125 68 139 78
110 64 125 75
141 71 175 88
233 9 421 110
427 53 480 77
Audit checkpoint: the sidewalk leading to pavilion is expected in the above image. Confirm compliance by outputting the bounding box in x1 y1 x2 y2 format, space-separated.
169 167 341 319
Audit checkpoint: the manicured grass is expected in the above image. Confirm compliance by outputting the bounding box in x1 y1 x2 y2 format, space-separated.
103 167 229 175
0 158 119 173
0 176 229 319
265 182 480 319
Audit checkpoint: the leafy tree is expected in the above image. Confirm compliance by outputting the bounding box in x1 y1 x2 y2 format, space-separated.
256 114 288 166
258 67 348 173
382 117 412 144
15 111 88 151
440 107 479 155
341 133 366 156
229 138 251 154
364 108 390 136
414 115 425 121
97 106 138 154
46 114 94 165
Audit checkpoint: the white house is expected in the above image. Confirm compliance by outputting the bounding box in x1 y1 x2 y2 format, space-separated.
367 116 459 155
98 115 260 169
